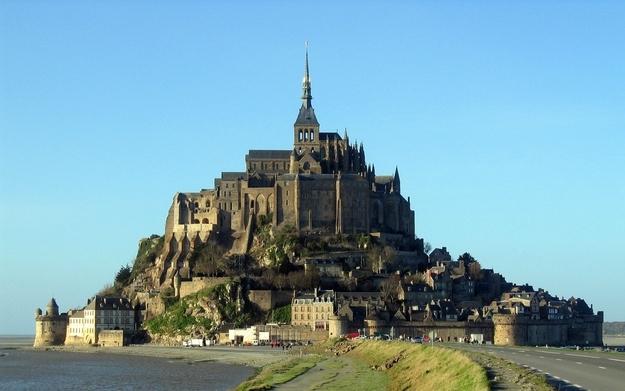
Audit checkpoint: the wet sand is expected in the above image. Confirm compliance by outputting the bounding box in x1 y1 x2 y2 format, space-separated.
33 344 292 368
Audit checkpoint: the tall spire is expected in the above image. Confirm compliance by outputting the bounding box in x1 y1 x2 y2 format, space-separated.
294 42 319 126
302 41 312 109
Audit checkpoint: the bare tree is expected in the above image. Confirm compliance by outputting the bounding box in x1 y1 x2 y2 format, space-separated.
380 275 401 303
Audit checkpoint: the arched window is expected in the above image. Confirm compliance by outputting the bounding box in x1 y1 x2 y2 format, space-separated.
304 130 308 141
298 129 303 141
310 131 315 141
205 200 210 207
201 218 209 224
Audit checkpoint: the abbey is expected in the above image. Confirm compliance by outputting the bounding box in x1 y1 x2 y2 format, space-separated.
159 50 414 285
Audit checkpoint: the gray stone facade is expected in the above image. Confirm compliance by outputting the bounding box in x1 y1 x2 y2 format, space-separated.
157 50 415 286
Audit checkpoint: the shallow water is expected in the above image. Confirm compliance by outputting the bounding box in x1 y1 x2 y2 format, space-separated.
0 337 253 390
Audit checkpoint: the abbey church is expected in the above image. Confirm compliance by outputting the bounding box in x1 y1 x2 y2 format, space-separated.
160 50 414 284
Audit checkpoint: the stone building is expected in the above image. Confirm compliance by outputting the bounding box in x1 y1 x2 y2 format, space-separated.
65 296 135 345
155 49 415 287
291 289 335 330
33 298 68 347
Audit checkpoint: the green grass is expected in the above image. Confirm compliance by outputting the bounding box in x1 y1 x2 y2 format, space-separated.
235 354 324 391
311 356 388 391
235 340 488 391
344 340 489 391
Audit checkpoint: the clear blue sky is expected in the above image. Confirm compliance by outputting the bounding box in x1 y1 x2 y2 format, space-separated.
1 1 624 334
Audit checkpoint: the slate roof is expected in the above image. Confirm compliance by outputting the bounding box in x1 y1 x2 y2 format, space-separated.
375 176 393 184
246 150 292 160
85 296 133 311
295 105 319 126
319 132 342 141
220 172 246 181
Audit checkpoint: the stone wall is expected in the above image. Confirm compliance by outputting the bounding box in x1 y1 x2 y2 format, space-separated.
33 316 67 347
179 277 229 298
99 330 125 347
248 290 293 312
568 312 604 346
256 324 327 343
493 314 573 346
366 319 494 342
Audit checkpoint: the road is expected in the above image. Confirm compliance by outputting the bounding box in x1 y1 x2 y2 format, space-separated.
447 343 625 391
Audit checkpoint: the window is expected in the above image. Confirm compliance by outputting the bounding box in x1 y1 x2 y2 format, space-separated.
298 129 303 141
310 131 315 141
304 130 308 141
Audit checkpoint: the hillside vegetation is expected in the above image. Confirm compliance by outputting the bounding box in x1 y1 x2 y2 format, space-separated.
145 282 251 338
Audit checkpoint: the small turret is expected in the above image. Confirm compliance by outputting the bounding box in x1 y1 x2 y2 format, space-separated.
289 149 297 174
46 298 59 317
392 166 401 194
35 308 42 318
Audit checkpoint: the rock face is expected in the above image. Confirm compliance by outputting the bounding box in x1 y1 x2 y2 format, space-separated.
144 281 248 340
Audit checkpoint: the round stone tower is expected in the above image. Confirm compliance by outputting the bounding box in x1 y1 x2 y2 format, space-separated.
492 314 528 346
327 314 348 339
34 298 68 347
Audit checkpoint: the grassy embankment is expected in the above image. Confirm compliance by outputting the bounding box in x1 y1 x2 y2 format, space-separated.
235 354 325 390
346 340 489 391
236 339 489 391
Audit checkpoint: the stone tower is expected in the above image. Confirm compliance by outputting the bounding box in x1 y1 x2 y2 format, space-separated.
293 44 320 156
33 298 68 347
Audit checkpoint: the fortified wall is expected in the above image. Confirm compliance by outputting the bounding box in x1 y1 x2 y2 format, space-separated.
365 319 494 342
492 313 603 346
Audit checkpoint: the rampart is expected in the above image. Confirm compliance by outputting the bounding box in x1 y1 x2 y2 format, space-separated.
179 277 230 298
366 319 494 342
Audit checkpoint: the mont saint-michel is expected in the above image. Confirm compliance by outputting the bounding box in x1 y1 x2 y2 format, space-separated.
34 50 603 357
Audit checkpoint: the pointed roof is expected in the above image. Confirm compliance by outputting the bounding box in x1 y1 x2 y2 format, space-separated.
295 43 319 126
